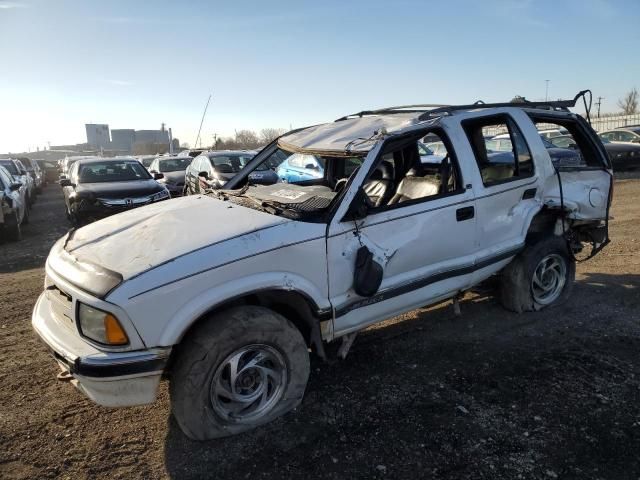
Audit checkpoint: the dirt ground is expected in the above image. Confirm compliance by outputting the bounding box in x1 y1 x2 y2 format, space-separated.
1 179 639 480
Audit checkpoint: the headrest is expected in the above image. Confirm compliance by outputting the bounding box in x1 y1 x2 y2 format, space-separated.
378 160 394 180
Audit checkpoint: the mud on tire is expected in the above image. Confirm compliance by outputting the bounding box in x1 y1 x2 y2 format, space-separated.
500 235 575 313
170 306 310 440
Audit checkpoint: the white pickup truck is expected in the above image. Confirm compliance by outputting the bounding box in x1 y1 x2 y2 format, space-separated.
33 94 612 440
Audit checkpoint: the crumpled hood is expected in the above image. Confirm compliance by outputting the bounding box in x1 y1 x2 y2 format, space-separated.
63 195 288 280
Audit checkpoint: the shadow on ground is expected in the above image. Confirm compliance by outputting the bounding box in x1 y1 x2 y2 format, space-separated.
163 273 640 480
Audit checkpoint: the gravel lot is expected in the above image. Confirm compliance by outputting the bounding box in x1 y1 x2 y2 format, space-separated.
1 179 639 480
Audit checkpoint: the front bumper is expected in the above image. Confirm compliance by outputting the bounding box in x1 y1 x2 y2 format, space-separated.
73 193 170 221
163 183 185 197
32 291 170 407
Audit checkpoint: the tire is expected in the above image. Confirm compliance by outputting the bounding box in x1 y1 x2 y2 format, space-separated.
4 212 21 242
500 235 575 313
170 306 310 440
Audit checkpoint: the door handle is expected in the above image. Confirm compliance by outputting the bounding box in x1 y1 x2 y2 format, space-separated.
456 206 475 222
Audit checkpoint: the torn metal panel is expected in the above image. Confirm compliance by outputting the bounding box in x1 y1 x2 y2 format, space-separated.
542 169 611 220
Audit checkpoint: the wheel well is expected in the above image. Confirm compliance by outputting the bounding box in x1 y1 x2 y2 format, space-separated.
167 289 326 372
526 208 561 242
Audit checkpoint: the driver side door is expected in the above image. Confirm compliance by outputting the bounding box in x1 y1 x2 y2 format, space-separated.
326 131 479 337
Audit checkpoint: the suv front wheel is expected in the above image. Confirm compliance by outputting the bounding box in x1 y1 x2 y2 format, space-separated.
500 235 575 313
170 306 310 440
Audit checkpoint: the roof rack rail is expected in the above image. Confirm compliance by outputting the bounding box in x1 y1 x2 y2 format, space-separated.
336 90 590 123
336 104 450 121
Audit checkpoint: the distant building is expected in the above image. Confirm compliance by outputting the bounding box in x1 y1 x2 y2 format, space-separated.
134 129 170 145
85 124 110 150
80 123 177 155
111 129 136 152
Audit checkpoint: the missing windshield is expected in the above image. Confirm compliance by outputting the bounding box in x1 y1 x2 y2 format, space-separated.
214 147 365 221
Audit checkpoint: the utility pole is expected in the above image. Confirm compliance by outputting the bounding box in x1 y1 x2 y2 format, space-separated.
545 80 550 101
194 94 212 149
596 96 604 118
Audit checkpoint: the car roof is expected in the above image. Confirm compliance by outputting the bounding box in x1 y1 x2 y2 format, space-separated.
76 156 139 165
204 150 255 158
280 101 582 155
157 155 192 161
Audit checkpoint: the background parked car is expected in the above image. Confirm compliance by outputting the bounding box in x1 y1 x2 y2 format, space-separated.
417 142 445 164
19 158 45 192
185 151 261 193
36 159 59 183
61 155 97 178
136 155 158 170
0 159 36 207
275 152 324 183
148 156 192 197
61 157 170 225
0 165 28 241
551 134 640 171
599 127 640 144
490 133 582 167
537 127 569 140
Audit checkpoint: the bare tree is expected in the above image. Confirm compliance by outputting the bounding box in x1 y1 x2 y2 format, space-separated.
234 130 260 149
180 142 190 149
259 128 286 145
617 88 639 115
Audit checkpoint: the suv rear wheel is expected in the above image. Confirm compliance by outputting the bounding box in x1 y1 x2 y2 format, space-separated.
500 235 575 313
170 306 310 440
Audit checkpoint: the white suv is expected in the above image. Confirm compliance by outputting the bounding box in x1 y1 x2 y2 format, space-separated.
33 96 612 440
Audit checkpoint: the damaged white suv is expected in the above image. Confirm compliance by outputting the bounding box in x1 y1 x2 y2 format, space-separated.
33 93 612 440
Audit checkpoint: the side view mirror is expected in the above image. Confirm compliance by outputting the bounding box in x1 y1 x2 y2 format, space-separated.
153 172 164 180
344 186 372 221
305 163 318 170
9 183 22 192
198 171 209 179
59 178 73 187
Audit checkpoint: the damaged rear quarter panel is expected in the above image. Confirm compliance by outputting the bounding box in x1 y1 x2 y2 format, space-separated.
542 169 612 220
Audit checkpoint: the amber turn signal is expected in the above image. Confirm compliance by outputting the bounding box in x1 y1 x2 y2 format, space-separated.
104 314 129 345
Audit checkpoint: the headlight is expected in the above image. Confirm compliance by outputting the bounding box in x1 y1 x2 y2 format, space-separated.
77 303 129 345
150 189 170 201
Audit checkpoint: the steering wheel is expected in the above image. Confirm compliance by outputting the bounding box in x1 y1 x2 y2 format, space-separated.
333 166 361 193
333 178 349 193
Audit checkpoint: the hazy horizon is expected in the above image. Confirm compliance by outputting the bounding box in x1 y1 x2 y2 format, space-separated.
1 0 638 153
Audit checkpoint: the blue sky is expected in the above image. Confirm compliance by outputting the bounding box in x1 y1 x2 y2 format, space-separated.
0 0 638 153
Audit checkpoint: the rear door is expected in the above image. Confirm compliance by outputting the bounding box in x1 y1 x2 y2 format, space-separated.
460 110 540 275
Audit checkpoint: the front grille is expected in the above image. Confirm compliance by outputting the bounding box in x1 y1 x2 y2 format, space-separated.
46 280 74 327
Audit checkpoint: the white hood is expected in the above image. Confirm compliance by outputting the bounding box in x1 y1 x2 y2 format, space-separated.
64 195 288 280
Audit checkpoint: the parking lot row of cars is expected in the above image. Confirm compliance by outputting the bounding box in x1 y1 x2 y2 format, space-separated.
49 124 640 228
0 157 53 241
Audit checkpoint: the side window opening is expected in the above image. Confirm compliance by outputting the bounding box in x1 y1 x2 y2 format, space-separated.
463 115 534 186
529 116 606 168
361 129 463 209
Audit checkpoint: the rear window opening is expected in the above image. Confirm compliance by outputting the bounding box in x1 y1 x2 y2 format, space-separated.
528 115 608 169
